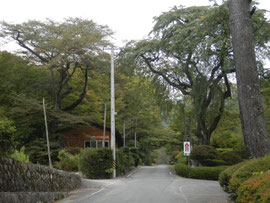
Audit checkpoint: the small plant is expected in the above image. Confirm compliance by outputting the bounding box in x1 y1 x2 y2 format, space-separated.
55 149 79 172
8 147 30 163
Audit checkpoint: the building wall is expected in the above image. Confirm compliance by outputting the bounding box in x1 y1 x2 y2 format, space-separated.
62 127 110 149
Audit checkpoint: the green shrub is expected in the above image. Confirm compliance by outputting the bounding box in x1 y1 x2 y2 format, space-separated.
169 150 180 164
129 147 141 167
202 159 228 166
189 166 228 180
175 163 190 177
176 151 187 165
228 155 270 194
236 171 270 203
79 148 113 179
116 147 135 176
8 147 30 163
175 163 227 180
218 161 247 190
190 145 219 166
220 151 242 165
55 149 79 172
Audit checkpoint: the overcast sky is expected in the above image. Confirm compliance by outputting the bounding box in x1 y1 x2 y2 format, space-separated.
0 0 269 50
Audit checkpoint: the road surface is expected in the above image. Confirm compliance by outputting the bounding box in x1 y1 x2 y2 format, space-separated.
59 165 230 203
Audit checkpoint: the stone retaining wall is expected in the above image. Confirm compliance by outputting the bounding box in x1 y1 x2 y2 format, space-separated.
0 157 82 202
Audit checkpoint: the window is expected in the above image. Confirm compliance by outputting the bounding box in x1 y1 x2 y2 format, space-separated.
91 140 97 148
84 140 109 148
84 141 90 148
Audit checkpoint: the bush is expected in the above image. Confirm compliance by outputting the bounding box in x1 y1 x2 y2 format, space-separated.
129 147 141 167
189 166 228 180
202 159 228 166
228 155 270 194
176 151 187 165
169 150 180 164
220 151 242 165
175 163 227 180
55 149 79 172
190 145 219 165
8 147 30 163
237 171 270 203
116 147 135 176
218 161 247 191
79 148 113 179
175 163 190 177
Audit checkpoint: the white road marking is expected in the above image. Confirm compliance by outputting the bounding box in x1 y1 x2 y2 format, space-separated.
179 186 189 203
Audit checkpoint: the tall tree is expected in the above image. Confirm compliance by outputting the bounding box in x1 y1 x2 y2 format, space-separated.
1 18 112 111
228 0 270 157
120 5 233 145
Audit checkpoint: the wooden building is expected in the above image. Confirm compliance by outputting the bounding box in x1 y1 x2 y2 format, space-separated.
62 123 122 150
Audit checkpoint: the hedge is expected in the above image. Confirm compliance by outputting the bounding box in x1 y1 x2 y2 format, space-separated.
79 148 113 179
228 155 270 194
175 163 227 180
218 161 247 191
237 171 270 203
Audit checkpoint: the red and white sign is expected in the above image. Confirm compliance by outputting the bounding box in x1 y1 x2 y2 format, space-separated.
184 142 191 156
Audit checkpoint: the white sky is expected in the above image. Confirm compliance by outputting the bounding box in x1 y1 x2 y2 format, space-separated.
0 0 269 50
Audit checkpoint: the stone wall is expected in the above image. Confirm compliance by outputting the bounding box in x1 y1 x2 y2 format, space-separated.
0 157 82 202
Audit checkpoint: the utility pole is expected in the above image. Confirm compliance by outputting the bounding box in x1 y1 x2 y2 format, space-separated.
42 98 52 168
110 46 116 178
135 118 137 148
123 122 126 147
102 103 107 148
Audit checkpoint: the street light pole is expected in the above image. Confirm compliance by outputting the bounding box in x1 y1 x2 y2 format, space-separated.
110 46 116 178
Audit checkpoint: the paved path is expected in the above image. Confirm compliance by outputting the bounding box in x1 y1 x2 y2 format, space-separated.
58 165 230 203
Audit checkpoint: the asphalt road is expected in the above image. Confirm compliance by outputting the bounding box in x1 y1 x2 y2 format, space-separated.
59 165 230 203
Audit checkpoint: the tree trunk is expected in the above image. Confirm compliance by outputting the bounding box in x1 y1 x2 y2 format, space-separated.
228 0 270 157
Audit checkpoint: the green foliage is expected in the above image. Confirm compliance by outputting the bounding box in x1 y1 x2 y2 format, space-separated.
8 147 30 163
25 137 60 165
55 149 79 172
201 159 228 166
237 171 270 203
0 114 16 156
175 163 190 177
129 147 141 167
189 166 228 180
175 163 227 180
79 148 113 179
228 155 270 194
116 147 135 176
176 151 187 165
218 161 247 190
1 18 113 111
220 151 242 165
190 145 219 165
